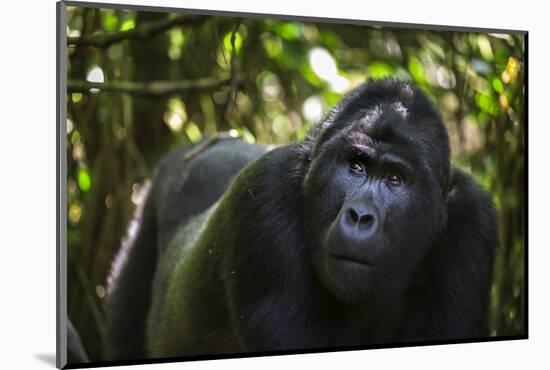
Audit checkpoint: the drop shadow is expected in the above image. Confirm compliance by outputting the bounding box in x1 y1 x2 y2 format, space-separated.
34 353 56 367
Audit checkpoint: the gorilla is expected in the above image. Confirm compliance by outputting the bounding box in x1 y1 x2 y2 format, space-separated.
104 79 497 361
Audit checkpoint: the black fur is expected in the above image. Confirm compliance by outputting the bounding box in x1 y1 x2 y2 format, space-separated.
105 79 497 360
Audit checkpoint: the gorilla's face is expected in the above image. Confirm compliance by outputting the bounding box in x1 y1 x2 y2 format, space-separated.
303 97 448 305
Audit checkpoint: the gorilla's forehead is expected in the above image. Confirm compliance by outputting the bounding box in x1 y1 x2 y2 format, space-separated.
357 103 408 128
358 105 383 126
345 102 410 143
391 102 409 119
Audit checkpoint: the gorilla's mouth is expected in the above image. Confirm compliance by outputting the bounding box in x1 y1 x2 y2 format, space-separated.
328 253 374 266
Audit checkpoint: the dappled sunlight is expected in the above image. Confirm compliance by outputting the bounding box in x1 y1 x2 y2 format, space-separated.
259 72 283 102
66 118 74 134
95 285 106 299
86 66 104 83
131 183 147 206
163 111 183 132
308 47 349 93
85 65 104 93
302 95 324 123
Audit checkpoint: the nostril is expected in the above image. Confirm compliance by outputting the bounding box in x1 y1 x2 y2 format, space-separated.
358 214 374 228
347 208 359 223
343 207 377 231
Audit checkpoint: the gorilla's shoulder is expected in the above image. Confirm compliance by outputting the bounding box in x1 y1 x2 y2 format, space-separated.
217 142 309 232
232 142 309 190
445 167 498 250
154 139 266 178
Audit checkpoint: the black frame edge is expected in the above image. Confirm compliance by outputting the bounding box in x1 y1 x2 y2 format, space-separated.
62 0 527 35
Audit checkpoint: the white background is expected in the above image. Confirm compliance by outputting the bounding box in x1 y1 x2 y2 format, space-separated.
0 0 546 369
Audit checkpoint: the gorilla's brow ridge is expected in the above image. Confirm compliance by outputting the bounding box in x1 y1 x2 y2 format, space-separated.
349 143 413 173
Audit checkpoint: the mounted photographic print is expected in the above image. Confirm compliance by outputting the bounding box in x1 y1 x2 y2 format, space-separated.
56 1 527 368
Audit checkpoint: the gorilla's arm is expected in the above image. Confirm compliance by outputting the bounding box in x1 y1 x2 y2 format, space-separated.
214 145 335 351
104 179 157 360
406 168 497 340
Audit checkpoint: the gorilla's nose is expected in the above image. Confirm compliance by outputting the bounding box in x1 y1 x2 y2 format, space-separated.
346 208 375 230
340 204 379 238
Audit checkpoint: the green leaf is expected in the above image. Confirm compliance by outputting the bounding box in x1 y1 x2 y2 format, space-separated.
262 35 283 58
408 57 426 84
367 61 395 79
119 19 135 32
169 29 186 47
77 168 91 192
475 92 499 116
319 31 341 49
103 15 118 31
185 121 202 143
491 77 504 93
275 22 301 41
223 31 243 55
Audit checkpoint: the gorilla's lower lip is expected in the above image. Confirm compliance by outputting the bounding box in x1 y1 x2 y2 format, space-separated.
328 253 374 266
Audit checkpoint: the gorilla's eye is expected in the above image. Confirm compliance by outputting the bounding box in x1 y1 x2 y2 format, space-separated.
349 160 365 174
387 173 402 186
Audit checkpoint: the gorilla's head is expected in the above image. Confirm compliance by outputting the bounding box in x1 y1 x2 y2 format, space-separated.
302 79 450 305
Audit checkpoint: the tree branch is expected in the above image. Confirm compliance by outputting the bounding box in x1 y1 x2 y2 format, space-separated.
67 15 206 48
68 78 234 97
226 22 241 115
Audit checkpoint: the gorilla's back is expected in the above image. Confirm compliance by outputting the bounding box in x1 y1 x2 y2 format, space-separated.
105 138 266 360
153 139 267 252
